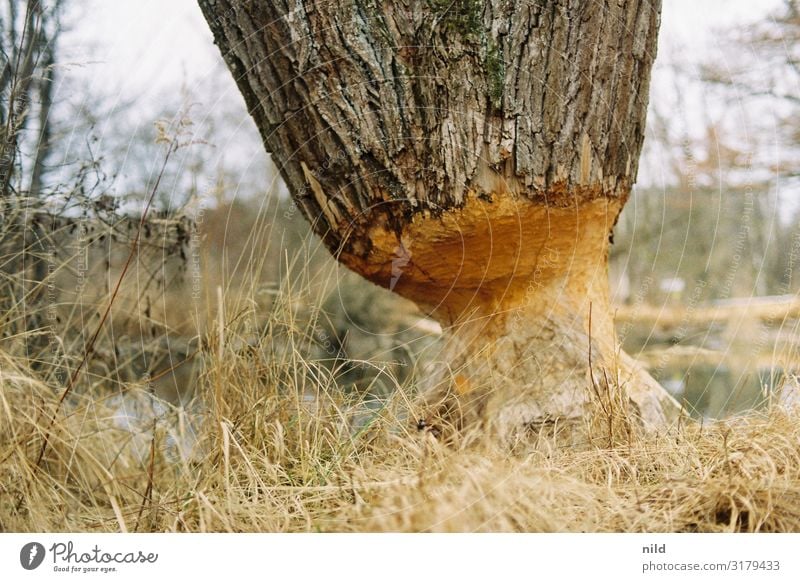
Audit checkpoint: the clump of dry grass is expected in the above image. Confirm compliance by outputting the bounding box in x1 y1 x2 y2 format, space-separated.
1 162 798 532
2 317 799 532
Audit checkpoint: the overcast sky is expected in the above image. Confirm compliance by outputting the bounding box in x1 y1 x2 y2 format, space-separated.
60 1 783 103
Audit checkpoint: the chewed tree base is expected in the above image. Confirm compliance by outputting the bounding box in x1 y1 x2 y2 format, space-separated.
420 320 683 449
197 0 671 447
337 192 683 447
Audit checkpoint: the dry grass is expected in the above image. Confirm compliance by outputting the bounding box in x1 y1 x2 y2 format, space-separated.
2 296 799 532
1 183 798 533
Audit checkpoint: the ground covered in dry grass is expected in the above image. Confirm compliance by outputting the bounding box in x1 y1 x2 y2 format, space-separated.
1 193 797 533
2 335 799 533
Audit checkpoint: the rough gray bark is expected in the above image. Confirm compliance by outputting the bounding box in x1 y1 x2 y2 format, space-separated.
199 0 681 444
199 0 657 246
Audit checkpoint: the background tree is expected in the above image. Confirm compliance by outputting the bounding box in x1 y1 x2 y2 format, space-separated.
0 0 63 196
701 0 800 296
0 0 64 361
198 0 681 442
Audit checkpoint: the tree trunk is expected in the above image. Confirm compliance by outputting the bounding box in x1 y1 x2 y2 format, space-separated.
198 0 681 444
